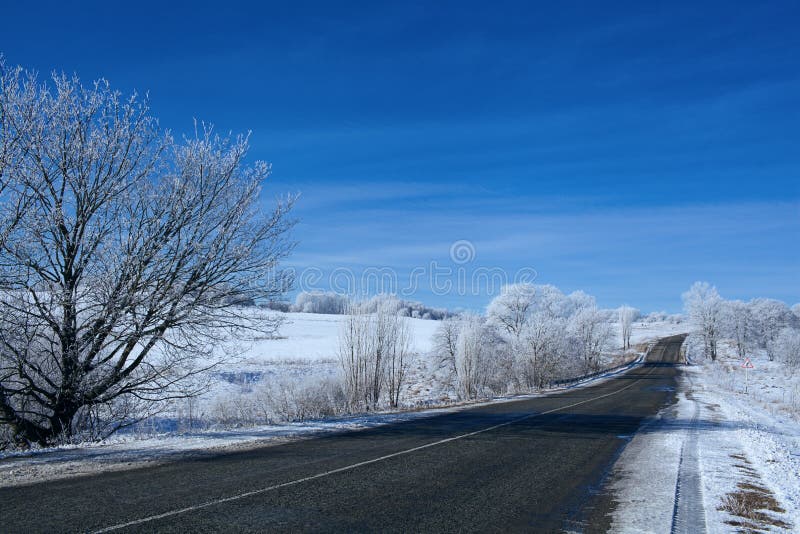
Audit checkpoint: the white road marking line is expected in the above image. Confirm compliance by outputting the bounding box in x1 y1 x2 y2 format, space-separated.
93 364 657 533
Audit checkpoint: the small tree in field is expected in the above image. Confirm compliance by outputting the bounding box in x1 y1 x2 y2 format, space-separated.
617 305 638 351
337 298 413 411
454 314 490 399
338 304 373 411
384 308 412 409
432 317 460 381
0 61 295 446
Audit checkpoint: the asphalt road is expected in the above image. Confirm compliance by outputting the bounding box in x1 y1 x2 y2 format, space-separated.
1 335 687 533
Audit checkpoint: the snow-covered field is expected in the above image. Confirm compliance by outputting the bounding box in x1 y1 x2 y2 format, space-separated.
206 311 440 395
612 345 799 532
226 312 440 365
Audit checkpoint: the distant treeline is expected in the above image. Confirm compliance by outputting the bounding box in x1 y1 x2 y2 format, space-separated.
262 291 454 320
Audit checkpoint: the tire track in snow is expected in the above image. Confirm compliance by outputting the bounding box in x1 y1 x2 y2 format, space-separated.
670 375 707 534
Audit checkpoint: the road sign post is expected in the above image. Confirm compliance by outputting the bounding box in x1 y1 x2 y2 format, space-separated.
741 357 754 394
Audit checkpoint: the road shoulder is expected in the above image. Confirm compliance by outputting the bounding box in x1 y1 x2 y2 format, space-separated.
608 363 797 532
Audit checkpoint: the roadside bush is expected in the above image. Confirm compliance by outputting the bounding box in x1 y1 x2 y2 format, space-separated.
771 327 800 368
255 375 348 423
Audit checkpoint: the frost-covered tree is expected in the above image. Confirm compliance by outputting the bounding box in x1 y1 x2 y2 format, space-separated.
0 63 295 446
382 305 413 409
488 284 589 390
569 306 612 372
617 305 638 350
535 285 572 317
749 298 793 361
682 282 723 361
486 283 617 385
721 300 753 359
486 283 536 339
771 327 800 369
338 305 373 411
337 299 413 410
565 290 596 316
519 312 568 389
432 317 461 383
454 314 491 399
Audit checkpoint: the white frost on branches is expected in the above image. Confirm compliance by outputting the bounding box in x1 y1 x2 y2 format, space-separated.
0 60 296 446
337 298 414 410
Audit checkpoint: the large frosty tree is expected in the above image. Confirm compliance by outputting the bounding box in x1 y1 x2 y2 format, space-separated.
0 61 295 446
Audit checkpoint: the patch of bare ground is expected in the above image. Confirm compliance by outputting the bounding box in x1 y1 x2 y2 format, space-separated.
719 453 792 532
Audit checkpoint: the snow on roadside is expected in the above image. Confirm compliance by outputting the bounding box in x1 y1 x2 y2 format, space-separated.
691 361 799 531
609 373 691 533
0 408 459 488
611 358 799 533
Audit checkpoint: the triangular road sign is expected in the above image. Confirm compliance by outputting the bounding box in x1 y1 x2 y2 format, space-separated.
741 357 754 369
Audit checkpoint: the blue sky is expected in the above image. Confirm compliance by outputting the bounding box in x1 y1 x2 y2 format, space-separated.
2 0 798 312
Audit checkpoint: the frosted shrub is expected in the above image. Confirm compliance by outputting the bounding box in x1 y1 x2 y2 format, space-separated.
255 376 347 423
772 328 800 369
